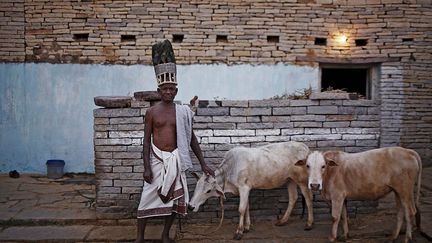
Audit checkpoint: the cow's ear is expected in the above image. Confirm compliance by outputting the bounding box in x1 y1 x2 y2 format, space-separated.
323 151 338 166
191 172 200 180
295 159 306 166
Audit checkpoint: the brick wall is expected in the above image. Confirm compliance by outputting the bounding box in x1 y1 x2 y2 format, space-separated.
1 0 430 164
0 0 24 62
93 95 380 220
0 1 429 65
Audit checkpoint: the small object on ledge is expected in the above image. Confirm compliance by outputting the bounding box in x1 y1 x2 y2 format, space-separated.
9 170 20 178
94 96 132 108
309 92 358 100
134 91 161 101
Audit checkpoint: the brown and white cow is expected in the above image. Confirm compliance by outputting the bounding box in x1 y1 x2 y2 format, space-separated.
189 141 314 240
295 147 422 243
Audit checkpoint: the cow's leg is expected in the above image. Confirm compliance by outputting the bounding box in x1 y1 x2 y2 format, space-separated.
234 187 250 240
401 194 416 243
244 203 251 232
276 180 297 226
338 202 349 241
299 184 314 230
390 193 404 242
329 198 344 242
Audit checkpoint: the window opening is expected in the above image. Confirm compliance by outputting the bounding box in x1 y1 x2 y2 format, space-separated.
355 39 368 46
320 65 377 99
73 33 89 41
121 35 136 42
173 34 184 43
267 36 279 43
314 38 327 46
216 35 228 43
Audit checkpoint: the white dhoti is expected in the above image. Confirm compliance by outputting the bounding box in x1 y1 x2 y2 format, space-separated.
137 144 189 218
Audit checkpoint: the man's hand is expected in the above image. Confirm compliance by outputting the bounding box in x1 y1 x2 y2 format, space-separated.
143 168 153 184
201 165 215 177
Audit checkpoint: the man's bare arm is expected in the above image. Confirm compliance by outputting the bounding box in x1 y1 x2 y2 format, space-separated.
190 131 214 176
143 108 153 183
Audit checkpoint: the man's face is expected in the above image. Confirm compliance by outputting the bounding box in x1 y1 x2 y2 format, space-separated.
158 83 178 102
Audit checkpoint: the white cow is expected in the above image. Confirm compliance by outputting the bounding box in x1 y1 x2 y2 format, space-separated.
189 141 314 240
295 147 422 243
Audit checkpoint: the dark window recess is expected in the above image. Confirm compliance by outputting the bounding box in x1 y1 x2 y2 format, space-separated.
321 68 368 98
73 33 89 41
355 39 368 46
121 35 136 42
267 36 279 43
216 35 228 43
172 34 184 43
314 38 327 46
403 38 414 42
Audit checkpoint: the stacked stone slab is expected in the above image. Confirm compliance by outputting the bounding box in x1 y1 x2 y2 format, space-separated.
94 94 380 221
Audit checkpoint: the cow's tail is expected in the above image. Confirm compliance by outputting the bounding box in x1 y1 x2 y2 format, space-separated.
413 150 422 232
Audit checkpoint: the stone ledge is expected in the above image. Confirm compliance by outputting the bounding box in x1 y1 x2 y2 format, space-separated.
310 92 358 100
94 96 132 108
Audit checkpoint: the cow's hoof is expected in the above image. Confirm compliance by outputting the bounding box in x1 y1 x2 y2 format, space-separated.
275 220 288 226
304 224 313 231
327 236 336 242
233 232 243 240
337 235 348 242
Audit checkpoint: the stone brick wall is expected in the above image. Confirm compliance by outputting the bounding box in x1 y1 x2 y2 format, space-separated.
93 95 380 220
0 1 430 65
0 0 25 62
1 0 430 164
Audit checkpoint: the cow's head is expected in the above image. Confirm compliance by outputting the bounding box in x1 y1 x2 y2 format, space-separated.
295 151 338 191
189 172 225 212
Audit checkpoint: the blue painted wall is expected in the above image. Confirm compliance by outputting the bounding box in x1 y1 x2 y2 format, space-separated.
0 63 318 173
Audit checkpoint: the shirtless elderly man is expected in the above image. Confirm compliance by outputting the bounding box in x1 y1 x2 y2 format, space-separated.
135 40 214 243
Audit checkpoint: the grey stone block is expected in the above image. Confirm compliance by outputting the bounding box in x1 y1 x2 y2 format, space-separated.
249 99 290 107
94 108 141 118
197 107 229 116
307 106 338 114
113 152 142 159
256 129 280 136
237 122 274 129
322 122 350 128
213 116 247 123
222 100 249 107
281 128 304 135
231 136 265 143
214 129 255 136
110 117 143 124
290 100 319 106
230 107 271 116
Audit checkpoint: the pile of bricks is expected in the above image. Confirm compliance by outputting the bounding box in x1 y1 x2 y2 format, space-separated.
94 93 380 221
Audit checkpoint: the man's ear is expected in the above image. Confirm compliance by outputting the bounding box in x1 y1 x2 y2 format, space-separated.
323 151 339 166
191 172 200 180
295 159 306 166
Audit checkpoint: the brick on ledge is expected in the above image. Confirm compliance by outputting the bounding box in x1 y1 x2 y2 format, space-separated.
94 108 141 118
310 92 358 100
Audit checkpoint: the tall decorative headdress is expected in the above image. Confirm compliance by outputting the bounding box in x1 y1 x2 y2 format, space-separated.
152 40 177 86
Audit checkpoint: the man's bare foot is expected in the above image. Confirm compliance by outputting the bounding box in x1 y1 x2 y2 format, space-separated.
162 234 172 243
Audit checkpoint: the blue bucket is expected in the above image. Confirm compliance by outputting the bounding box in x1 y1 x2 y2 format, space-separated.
46 160 65 179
